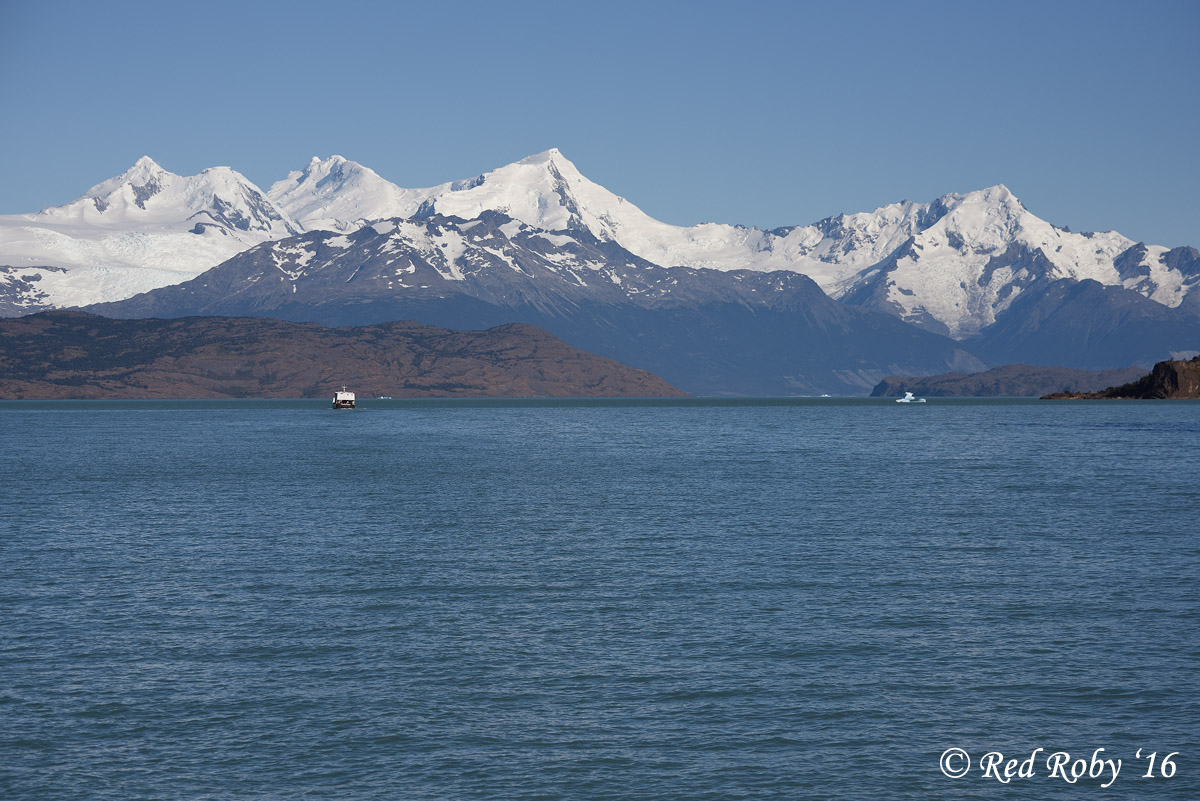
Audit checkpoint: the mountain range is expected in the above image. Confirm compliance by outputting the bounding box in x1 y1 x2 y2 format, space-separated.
86 211 986 395
3 149 1198 394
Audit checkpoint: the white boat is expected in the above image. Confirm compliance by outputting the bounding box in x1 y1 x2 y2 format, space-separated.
332 385 356 409
896 391 926 403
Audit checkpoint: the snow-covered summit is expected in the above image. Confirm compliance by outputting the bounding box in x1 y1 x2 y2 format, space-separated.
80 155 167 200
271 148 636 237
0 157 300 310
838 184 1137 336
36 156 299 237
430 147 635 234
267 155 433 233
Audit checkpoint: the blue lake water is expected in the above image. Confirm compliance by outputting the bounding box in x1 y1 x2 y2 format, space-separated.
1 398 1197 799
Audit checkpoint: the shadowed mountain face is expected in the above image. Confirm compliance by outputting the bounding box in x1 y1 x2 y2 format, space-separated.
966 279 1200 369
0 311 683 400
87 213 983 396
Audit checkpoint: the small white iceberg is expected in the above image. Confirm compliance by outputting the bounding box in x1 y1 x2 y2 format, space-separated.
896 391 926 403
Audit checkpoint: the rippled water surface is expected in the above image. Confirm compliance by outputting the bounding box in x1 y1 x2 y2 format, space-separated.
2 398 1198 799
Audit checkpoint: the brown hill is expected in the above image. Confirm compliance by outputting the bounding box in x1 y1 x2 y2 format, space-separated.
1043 356 1200 399
869 363 1146 398
0 311 684 399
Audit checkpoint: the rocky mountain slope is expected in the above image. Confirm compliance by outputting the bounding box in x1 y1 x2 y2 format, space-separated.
870 364 1146 398
965 279 1200 369
1043 356 1200 399
0 311 682 399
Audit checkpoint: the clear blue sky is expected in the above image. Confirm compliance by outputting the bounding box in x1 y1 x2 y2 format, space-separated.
2 0 1197 246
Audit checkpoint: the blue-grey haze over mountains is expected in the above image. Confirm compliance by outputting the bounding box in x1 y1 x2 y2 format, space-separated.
0 0 1196 246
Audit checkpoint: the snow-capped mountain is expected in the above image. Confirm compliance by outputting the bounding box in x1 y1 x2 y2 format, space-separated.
266 155 437 234
272 149 869 284
836 185 1139 336
266 149 1198 338
89 211 983 395
64 156 298 237
0 157 298 311
4 148 1197 345
90 201 1199 387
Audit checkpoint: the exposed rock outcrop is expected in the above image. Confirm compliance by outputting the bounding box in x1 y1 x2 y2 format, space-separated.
1042 356 1200 399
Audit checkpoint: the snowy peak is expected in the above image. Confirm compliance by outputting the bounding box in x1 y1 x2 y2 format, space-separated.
38 157 298 237
926 184 1030 244
75 155 171 214
271 147 641 239
268 155 431 233
431 147 620 234
0 158 301 309
925 182 1131 272
81 155 168 199
186 166 301 237
952 183 1019 206
281 155 361 193
517 146 565 164
842 182 1139 337
482 147 582 180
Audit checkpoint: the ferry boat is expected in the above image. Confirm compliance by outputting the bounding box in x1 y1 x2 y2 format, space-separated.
332 386 356 409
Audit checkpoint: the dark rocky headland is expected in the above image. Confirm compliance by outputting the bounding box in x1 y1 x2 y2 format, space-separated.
1042 355 1200 399
0 311 684 399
